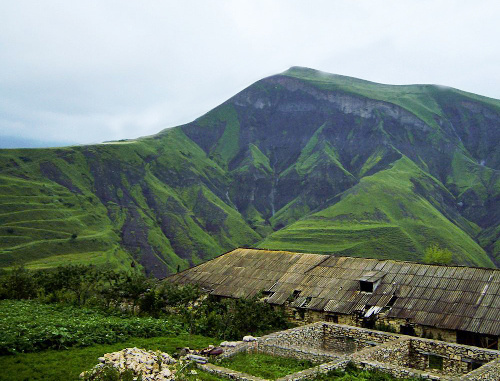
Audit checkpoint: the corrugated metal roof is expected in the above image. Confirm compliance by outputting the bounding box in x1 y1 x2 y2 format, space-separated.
168 248 500 336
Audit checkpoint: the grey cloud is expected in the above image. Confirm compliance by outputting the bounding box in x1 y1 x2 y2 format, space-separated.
0 0 499 147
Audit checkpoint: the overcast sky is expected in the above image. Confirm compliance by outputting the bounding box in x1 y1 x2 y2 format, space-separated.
1 1 499 147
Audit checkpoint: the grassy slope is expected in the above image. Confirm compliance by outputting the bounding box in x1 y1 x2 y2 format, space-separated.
260 157 495 267
0 127 259 274
0 150 131 271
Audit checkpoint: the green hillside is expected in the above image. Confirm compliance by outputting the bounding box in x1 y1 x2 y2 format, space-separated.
259 157 493 267
1 67 499 274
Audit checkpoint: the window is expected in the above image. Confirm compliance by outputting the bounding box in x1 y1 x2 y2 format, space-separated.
326 314 338 323
288 290 301 301
295 308 305 320
360 281 374 293
400 324 416 336
428 354 443 370
387 295 398 307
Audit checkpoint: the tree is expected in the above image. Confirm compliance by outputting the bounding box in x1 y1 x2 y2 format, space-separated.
424 244 453 265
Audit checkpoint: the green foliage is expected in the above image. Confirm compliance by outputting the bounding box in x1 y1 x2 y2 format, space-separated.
183 295 289 340
0 300 184 354
0 265 287 353
217 352 314 379
1 67 499 275
0 266 38 299
423 244 453 265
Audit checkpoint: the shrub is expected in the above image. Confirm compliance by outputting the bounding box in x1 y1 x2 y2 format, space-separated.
424 244 453 265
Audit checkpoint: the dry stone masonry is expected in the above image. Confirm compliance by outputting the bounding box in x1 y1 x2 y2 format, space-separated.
83 323 500 380
204 322 500 380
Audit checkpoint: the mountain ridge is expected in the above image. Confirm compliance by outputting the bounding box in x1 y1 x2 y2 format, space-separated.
1 67 499 275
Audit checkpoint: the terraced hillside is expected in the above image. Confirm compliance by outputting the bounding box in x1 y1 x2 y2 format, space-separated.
1 67 499 275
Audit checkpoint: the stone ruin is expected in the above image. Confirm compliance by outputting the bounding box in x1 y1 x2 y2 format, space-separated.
203 322 500 380
82 322 500 380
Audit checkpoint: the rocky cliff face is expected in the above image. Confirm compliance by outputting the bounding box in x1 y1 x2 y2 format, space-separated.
1 67 499 275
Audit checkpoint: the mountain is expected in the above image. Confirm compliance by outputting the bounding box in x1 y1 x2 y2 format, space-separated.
1 67 499 276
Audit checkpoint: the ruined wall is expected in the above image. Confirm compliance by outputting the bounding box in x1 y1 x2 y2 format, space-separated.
351 338 411 367
460 358 500 380
208 322 500 380
283 305 325 326
257 322 324 349
256 343 337 363
409 338 499 376
280 305 459 347
322 323 400 353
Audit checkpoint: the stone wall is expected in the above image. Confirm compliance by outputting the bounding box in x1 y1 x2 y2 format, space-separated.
322 323 400 353
279 304 460 345
377 316 457 343
208 322 500 380
257 343 337 363
218 341 255 360
197 363 266 381
408 337 499 376
351 337 411 367
256 322 324 349
283 305 325 326
459 358 500 380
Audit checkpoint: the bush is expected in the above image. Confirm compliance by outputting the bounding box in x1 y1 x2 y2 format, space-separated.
0 265 289 345
424 244 453 265
186 295 289 340
0 266 38 300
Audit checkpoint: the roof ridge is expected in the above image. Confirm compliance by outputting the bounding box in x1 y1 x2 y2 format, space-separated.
249 247 500 272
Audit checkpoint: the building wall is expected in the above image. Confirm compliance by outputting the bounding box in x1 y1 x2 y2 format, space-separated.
281 304 463 348
377 316 457 343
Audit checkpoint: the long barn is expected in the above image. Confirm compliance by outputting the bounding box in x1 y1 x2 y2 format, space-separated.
168 248 500 349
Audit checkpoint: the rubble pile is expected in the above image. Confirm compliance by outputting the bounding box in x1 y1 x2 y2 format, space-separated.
81 347 177 381
80 344 228 380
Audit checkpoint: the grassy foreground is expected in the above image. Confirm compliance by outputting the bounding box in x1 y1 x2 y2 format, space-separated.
0 335 216 381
